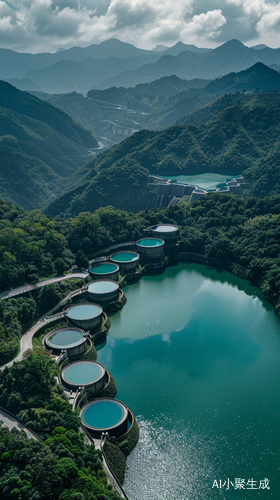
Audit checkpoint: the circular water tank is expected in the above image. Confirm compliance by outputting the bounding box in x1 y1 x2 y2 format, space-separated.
66 303 103 330
61 361 106 394
81 398 129 438
136 237 165 259
110 251 140 272
87 280 119 304
89 262 119 281
150 224 179 242
44 327 87 357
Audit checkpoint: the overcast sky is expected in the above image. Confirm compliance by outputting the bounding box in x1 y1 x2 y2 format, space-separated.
1 0 280 53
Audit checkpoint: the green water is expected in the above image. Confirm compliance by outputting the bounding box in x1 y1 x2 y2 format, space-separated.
88 281 118 293
48 329 83 348
67 304 102 319
63 361 103 384
90 263 118 274
82 400 125 428
158 173 234 189
111 252 139 262
137 238 163 247
97 263 280 499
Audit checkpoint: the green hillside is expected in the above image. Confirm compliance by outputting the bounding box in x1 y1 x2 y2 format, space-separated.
0 81 98 210
47 97 280 216
32 63 280 147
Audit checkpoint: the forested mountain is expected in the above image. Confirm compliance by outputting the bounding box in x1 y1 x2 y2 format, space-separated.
47 95 280 216
31 75 210 145
0 82 98 210
147 63 280 130
31 63 280 146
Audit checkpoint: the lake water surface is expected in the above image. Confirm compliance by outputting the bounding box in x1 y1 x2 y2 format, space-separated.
97 263 280 499
157 173 234 189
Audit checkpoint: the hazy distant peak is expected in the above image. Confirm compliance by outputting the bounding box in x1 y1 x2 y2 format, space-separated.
153 44 169 52
56 47 66 53
219 39 245 49
251 44 268 50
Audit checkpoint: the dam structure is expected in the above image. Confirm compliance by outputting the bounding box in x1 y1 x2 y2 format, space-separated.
148 175 244 206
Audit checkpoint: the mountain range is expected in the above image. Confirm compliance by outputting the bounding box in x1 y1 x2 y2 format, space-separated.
2 39 280 95
30 63 280 146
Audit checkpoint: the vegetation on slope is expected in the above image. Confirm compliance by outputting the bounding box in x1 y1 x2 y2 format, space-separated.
0 82 98 210
0 350 122 500
48 97 280 216
32 63 280 147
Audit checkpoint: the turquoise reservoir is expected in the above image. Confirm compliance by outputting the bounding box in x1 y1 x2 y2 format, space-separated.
156 173 234 189
63 361 104 385
137 238 163 247
88 281 118 293
82 400 127 429
48 329 84 348
90 263 118 274
111 252 139 262
97 263 280 499
67 304 102 320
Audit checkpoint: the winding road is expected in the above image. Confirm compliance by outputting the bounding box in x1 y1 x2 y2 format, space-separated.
0 272 89 371
0 272 89 300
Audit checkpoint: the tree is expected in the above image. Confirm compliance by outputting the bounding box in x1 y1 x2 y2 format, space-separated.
75 250 88 270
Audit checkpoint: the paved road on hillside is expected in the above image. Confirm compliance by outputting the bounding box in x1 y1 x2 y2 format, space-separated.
1 272 89 300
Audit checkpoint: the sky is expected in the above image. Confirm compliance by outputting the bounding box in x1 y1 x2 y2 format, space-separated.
0 0 280 53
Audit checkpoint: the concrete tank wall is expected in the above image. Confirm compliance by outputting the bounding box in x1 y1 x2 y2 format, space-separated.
110 251 140 272
61 361 106 394
87 280 119 304
150 224 179 242
44 327 87 356
136 238 165 259
89 262 119 281
81 398 129 438
66 303 103 331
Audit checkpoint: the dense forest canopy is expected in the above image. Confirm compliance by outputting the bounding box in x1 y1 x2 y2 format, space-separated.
48 94 280 217
0 81 98 211
0 350 122 500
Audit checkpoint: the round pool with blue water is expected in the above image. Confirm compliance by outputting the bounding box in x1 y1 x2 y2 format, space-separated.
81 399 128 437
44 327 87 356
88 280 119 304
66 303 103 330
110 251 140 272
136 238 165 260
137 238 164 247
62 361 106 392
111 252 139 263
90 262 119 281
48 329 84 348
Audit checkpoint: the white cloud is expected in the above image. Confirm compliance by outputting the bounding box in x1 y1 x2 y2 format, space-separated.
0 0 280 52
181 9 226 39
